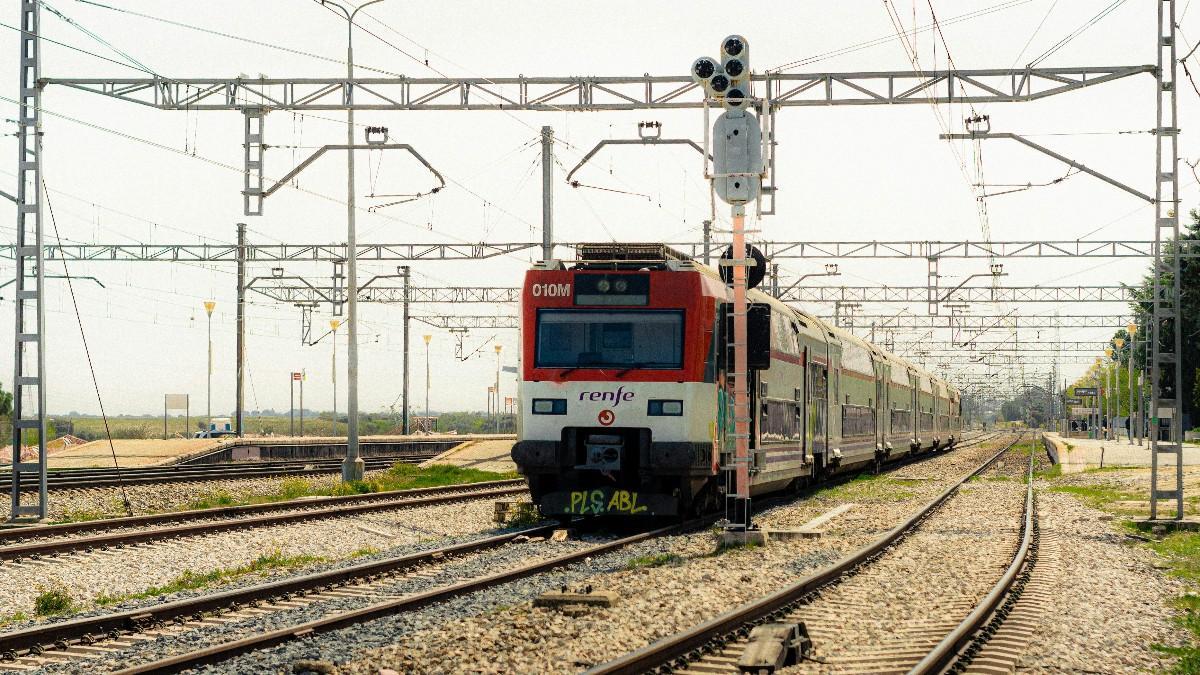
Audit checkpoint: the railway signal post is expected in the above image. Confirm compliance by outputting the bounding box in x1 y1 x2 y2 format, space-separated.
694 35 766 537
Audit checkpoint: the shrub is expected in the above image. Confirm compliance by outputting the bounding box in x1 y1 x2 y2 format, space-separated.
33 587 73 616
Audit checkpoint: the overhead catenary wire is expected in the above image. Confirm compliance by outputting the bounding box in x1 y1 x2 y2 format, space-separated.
769 0 1031 73
42 1 156 74
1026 0 1128 68
66 0 551 243
42 181 134 518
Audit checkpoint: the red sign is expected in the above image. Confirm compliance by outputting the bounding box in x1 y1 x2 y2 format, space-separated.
597 409 615 426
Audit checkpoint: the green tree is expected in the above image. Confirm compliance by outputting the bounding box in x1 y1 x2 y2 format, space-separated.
0 380 10 417
1127 207 1200 428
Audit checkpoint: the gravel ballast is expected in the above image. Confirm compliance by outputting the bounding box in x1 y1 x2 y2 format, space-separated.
0 497 501 618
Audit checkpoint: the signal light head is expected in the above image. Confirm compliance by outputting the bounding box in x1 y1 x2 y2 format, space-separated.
710 74 730 93
723 35 746 57
692 57 718 82
724 58 745 78
724 88 748 109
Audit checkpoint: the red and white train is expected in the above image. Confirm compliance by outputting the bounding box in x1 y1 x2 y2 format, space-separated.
512 243 961 517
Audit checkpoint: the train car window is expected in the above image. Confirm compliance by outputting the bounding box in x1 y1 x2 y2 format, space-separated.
535 309 683 369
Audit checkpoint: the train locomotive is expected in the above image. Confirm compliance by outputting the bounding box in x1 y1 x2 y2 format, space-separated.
511 243 961 518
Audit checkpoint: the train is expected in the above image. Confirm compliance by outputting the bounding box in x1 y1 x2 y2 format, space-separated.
511 243 962 518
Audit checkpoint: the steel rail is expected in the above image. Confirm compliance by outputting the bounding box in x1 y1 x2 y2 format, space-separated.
0 484 526 561
586 433 1022 675
0 431 998 668
110 523 686 674
0 478 526 544
0 455 434 492
0 522 561 661
909 442 1037 673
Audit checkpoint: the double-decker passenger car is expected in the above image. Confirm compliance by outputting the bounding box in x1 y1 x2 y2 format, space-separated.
511 243 960 517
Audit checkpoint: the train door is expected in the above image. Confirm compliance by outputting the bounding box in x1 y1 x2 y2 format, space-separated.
808 363 828 464
876 364 885 453
910 374 919 444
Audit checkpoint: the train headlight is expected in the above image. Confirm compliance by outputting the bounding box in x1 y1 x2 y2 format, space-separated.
613 279 628 293
532 398 567 415
596 279 611 292
647 400 683 416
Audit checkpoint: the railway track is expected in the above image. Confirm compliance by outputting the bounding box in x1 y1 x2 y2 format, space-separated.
586 433 1035 674
0 431 1010 673
0 519 682 673
0 479 528 561
0 454 439 493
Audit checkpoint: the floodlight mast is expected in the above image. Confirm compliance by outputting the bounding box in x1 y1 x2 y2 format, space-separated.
320 0 385 482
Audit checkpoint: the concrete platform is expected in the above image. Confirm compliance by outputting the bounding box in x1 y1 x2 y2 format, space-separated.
1 434 515 470
418 438 518 473
1043 432 1200 473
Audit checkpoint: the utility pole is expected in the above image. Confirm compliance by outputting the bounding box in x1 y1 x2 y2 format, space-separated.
1151 0 1183 519
299 369 305 437
289 372 295 436
401 265 411 435
541 126 554 262
204 300 215 423
702 219 712 266
235 223 246 437
322 0 383 483
494 344 502 434
330 319 340 437
423 334 432 432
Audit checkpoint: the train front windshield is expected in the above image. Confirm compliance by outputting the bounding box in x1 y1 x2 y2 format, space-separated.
535 309 683 369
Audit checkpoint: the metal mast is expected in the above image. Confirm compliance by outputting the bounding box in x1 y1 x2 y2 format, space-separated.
541 126 554 262
1150 0 1183 520
10 0 46 520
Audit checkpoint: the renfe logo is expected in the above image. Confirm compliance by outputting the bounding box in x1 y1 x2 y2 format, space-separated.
531 283 571 297
580 386 635 406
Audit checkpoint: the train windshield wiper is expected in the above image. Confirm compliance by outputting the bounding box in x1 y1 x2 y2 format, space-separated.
557 367 579 379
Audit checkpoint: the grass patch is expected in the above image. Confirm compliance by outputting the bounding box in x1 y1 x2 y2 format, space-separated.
49 508 112 525
1033 463 1062 480
349 546 380 558
94 549 324 607
33 586 74 616
171 463 518 513
1047 484 1142 512
184 489 239 511
815 474 915 502
1140 530 1200 672
0 611 29 628
625 553 683 569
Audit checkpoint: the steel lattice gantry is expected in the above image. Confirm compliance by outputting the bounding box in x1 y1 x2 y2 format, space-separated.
41 66 1153 111
249 284 520 305
410 315 517 329
2 239 1194 262
817 314 1134 330
778 285 1134 303
249 283 1133 306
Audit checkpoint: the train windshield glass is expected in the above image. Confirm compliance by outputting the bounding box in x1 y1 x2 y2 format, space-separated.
535 309 683 369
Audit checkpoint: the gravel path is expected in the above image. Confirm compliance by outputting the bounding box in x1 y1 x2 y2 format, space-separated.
1011 490 1190 672
0 496 503 619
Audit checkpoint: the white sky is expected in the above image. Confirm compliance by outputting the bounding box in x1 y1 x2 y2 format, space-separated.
0 0 1196 415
